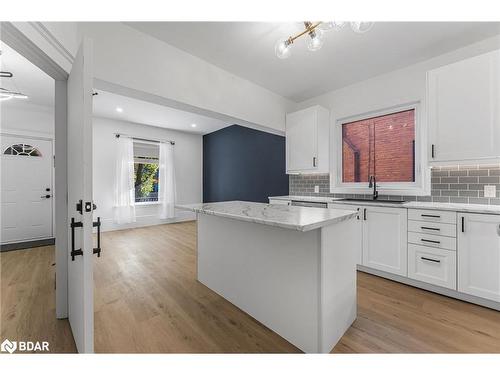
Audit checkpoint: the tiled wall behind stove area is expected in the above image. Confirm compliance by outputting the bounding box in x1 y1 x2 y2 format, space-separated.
289 164 500 205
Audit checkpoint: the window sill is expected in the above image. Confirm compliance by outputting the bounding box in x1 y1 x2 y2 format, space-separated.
330 186 429 196
135 201 160 206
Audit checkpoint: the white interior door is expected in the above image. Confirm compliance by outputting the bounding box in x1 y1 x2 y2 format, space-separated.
1 136 53 243
67 37 94 353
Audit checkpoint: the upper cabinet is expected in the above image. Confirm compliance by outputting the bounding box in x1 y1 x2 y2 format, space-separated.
427 49 500 164
286 105 329 174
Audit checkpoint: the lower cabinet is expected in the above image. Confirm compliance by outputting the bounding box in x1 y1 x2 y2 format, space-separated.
408 244 456 289
362 206 408 276
458 213 500 302
328 204 408 275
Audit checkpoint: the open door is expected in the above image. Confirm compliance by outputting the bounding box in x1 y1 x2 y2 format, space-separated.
67 37 95 353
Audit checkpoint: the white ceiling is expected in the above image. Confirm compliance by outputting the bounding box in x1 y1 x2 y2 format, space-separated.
93 90 231 134
0 41 54 108
125 22 500 102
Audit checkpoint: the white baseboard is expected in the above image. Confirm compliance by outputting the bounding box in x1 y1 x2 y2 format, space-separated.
357 265 500 311
98 210 196 232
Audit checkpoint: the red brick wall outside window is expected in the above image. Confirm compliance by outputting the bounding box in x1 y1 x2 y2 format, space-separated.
342 109 415 183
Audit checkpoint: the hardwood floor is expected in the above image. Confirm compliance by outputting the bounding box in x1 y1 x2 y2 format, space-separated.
2 221 499 353
0 246 76 353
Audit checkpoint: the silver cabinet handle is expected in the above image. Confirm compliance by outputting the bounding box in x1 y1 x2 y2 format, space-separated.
312 157 317 167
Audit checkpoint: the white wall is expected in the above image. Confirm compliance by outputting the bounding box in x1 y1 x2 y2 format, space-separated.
92 117 202 231
0 102 54 137
296 34 500 124
79 22 294 133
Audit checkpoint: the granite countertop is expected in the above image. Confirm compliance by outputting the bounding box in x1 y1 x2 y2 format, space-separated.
269 195 500 215
403 201 500 215
176 201 358 232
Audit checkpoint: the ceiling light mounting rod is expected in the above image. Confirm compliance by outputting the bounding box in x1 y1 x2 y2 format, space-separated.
287 21 322 45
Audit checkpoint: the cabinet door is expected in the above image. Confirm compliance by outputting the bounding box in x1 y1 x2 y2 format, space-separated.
329 203 362 264
428 50 500 162
458 213 500 302
362 206 408 276
286 107 317 172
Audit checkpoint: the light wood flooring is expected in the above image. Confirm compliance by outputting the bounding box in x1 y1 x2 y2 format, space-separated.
1 221 499 353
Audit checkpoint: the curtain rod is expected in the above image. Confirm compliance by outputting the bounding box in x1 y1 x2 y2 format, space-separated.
114 133 175 145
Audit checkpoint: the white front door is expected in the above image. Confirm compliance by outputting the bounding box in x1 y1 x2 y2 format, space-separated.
67 37 94 353
1 135 53 243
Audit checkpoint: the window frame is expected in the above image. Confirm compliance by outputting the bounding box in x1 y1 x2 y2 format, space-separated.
331 102 430 196
133 140 160 206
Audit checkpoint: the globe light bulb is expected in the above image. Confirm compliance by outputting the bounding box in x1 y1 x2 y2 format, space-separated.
320 21 346 31
307 29 324 52
350 21 374 34
275 38 292 59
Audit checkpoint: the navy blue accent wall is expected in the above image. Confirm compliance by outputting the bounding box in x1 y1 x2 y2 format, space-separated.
203 125 288 203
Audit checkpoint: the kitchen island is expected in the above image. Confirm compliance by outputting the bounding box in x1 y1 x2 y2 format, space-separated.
176 201 359 353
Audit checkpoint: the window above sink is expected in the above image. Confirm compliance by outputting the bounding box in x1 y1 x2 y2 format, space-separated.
331 103 430 196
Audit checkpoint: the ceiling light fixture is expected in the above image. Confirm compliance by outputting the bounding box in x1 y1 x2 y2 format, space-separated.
116 107 123 113
191 123 197 128
275 21 374 59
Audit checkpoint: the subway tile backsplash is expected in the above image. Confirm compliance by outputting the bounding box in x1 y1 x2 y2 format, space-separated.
289 164 500 205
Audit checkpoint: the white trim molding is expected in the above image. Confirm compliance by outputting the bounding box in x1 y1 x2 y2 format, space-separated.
330 102 431 196
28 22 75 65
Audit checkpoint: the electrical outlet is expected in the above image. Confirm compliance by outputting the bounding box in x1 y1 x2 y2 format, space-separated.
314 185 320 194
484 185 496 198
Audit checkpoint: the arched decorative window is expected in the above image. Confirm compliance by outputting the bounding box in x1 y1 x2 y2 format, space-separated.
3 143 42 157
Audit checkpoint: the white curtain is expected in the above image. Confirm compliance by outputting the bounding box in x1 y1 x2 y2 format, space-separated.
113 136 136 224
158 141 176 219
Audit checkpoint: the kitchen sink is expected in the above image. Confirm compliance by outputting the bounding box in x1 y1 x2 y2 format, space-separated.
339 198 406 204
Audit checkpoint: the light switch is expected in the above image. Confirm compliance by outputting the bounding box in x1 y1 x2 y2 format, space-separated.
314 185 320 193
484 185 496 198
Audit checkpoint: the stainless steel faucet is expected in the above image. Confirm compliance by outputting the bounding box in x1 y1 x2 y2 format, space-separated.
368 175 378 200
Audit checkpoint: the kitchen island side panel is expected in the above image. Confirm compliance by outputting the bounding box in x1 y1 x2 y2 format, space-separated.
196 213 321 352
319 219 358 352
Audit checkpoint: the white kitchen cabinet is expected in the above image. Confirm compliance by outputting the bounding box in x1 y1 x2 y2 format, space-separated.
408 244 457 289
427 49 500 163
328 203 407 271
286 105 329 174
458 213 500 302
362 206 408 276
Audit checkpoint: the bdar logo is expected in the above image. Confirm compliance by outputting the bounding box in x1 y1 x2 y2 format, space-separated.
1 339 17 354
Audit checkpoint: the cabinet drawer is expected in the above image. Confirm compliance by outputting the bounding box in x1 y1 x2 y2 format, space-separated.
408 220 457 238
408 231 456 251
408 244 457 289
408 209 456 224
